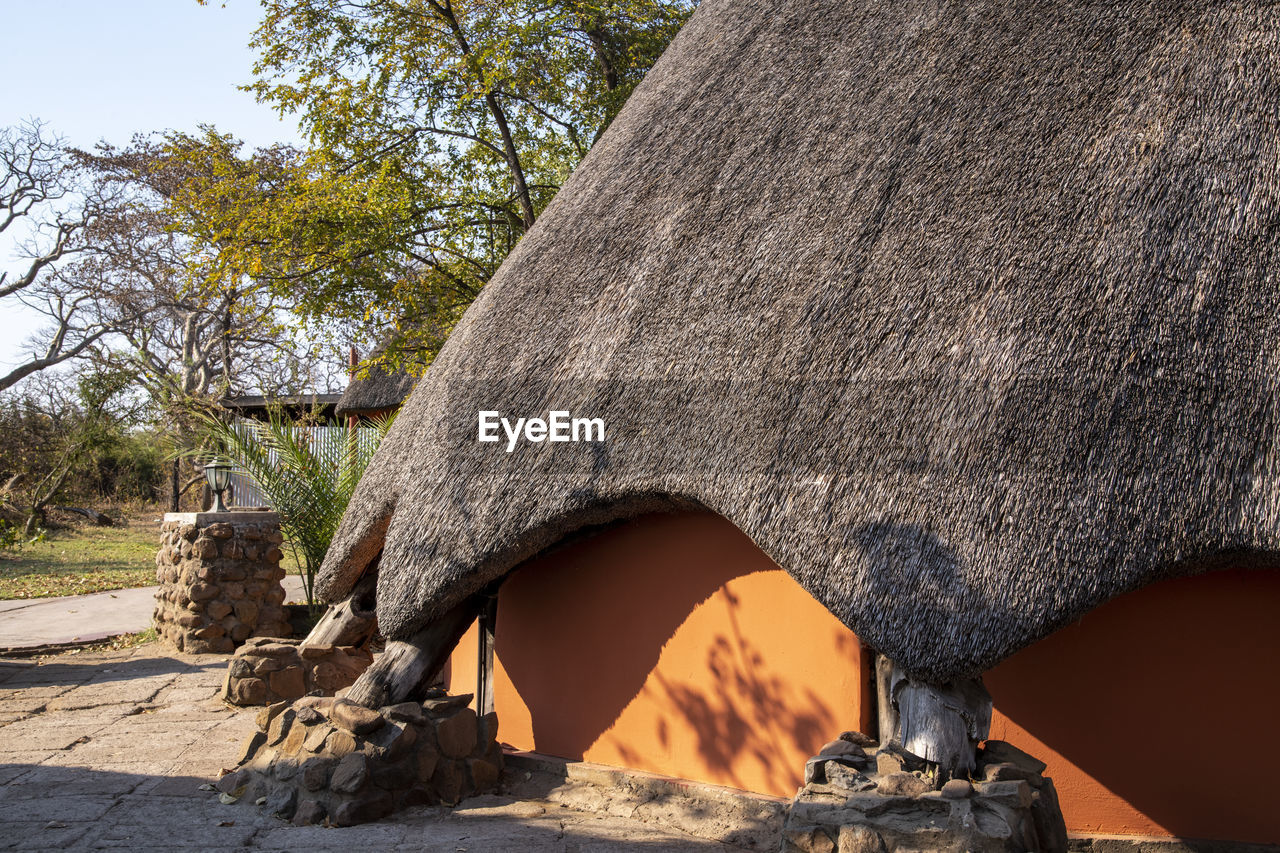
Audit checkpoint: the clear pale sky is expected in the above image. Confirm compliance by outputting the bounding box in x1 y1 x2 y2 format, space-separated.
1 0 304 371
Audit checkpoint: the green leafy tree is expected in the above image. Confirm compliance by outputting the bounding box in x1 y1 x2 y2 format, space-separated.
189 0 696 371
196 412 394 608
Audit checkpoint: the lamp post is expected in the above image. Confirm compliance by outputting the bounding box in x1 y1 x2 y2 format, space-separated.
203 459 234 513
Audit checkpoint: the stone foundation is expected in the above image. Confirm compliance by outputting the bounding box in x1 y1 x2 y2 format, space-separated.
215 693 502 826
153 512 292 653
784 736 1067 853
223 638 373 705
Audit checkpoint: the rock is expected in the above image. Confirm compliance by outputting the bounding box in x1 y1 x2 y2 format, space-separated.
1030 777 1069 853
416 740 440 781
268 666 307 700
371 757 418 790
979 740 1047 775
424 694 473 715
333 788 393 826
804 757 826 785
479 710 499 746
215 769 247 796
977 780 1033 809
188 581 220 601
230 623 253 642
295 695 336 715
366 721 417 761
230 677 268 706
384 702 427 724
838 730 877 748
266 709 296 745
324 728 358 758
206 600 233 620
330 752 371 794
300 643 334 659
431 759 464 805
875 772 932 797
281 719 309 754
875 743 925 775
292 799 326 826
941 778 972 799
784 827 835 853
837 825 887 853
435 707 478 759
467 757 501 792
300 756 335 791
983 761 1039 783
824 762 875 793
819 739 866 759
295 706 324 725
303 723 335 753
256 701 288 732
205 522 234 538
192 539 219 560
331 700 387 736
248 642 298 658
233 599 259 625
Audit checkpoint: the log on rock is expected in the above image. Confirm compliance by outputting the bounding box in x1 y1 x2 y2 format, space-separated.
344 596 483 709
301 569 379 649
54 506 113 526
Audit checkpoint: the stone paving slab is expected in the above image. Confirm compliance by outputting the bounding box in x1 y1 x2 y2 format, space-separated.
0 645 756 851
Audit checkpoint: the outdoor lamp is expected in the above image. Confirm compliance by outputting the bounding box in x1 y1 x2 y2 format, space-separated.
203 459 234 513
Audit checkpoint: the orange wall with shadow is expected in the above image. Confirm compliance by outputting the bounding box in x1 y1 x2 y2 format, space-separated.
986 566 1280 844
447 511 871 798
447 512 1280 843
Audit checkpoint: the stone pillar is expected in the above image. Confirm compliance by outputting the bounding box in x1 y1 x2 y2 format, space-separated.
153 511 293 654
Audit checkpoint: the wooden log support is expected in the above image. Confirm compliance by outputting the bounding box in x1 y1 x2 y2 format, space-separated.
883 658 992 778
345 595 484 709
301 568 379 650
474 590 499 716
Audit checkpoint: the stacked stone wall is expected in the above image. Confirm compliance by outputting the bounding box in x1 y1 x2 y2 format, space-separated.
153 512 292 653
223 638 372 705
215 693 502 826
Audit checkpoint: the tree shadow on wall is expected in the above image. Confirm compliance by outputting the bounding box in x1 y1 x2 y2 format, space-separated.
496 511 853 796
619 586 840 795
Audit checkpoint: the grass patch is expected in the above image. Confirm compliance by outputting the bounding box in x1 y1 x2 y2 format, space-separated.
0 511 159 600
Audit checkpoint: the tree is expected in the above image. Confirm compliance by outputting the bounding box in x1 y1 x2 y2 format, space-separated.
0 121 140 392
187 0 696 370
70 132 352 509
0 365 149 535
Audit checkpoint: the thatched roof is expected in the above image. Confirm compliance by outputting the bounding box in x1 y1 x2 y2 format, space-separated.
334 339 419 418
318 0 1280 682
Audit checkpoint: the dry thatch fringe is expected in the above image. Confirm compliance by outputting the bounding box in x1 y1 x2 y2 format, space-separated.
317 0 1280 681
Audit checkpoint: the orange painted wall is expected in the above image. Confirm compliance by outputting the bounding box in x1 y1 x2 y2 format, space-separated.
447 512 1280 844
447 511 870 798
986 567 1280 844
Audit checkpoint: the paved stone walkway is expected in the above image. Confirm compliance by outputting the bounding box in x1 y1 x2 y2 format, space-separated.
0 577 308 651
0 646 753 851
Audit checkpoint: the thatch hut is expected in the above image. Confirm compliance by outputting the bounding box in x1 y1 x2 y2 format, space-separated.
316 0 1280 843
334 338 419 421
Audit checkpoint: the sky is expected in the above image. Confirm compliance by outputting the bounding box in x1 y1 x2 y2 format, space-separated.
0 0 304 373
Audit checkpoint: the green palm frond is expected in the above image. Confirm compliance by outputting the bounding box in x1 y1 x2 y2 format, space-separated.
192 410 395 608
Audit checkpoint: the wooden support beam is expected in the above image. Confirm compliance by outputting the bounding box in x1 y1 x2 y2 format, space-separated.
885 659 992 778
300 568 379 650
474 591 499 716
345 596 483 709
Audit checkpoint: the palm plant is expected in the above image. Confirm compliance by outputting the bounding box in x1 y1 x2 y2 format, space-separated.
196 411 394 609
